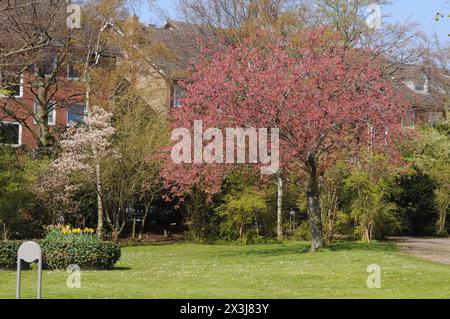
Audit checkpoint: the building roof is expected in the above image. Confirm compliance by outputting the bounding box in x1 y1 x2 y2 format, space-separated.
137 19 446 113
394 64 447 111
142 20 217 80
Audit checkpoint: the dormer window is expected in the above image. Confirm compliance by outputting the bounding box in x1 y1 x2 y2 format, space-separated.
414 76 429 94
404 74 429 94
414 80 425 91
173 82 185 108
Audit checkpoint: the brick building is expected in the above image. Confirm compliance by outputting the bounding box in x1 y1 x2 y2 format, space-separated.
0 19 446 148
0 63 85 147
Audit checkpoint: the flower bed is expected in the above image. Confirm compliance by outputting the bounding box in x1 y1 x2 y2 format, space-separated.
0 226 121 270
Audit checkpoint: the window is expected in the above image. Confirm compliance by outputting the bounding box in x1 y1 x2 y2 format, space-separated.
414 76 429 93
0 122 21 146
0 71 23 98
414 80 425 91
67 104 86 125
173 83 185 108
67 62 82 80
402 109 415 129
35 55 57 77
33 101 56 126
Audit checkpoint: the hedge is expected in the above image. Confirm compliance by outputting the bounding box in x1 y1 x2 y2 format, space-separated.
0 240 121 270
0 241 22 269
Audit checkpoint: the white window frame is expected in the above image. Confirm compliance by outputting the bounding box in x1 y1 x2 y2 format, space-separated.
67 103 86 126
33 100 57 126
0 74 23 99
16 76 24 98
0 121 22 147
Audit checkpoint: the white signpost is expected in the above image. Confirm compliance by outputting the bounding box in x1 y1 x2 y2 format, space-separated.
16 241 42 299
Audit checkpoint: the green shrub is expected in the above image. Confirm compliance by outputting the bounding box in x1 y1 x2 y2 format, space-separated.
0 239 121 270
0 241 22 269
293 221 311 241
41 240 121 270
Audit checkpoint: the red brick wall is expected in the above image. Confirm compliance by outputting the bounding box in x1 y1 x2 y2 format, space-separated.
0 69 84 148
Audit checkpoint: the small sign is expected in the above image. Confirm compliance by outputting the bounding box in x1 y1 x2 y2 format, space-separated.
16 241 42 299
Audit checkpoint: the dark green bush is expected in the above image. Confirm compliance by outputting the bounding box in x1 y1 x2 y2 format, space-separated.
41 240 121 270
292 221 311 241
387 170 438 236
0 240 121 270
0 241 22 269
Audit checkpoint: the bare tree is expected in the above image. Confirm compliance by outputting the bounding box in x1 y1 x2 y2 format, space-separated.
178 0 294 27
0 0 84 148
417 33 449 119
102 89 167 241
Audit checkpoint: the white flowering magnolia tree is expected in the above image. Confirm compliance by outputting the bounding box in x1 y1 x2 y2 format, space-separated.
37 106 115 237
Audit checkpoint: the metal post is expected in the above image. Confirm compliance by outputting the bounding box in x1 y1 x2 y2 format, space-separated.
16 256 21 299
16 241 42 299
37 258 42 299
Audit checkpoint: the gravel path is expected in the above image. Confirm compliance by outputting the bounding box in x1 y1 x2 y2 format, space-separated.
391 237 450 265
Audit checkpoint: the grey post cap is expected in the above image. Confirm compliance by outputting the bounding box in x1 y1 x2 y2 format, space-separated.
18 241 42 263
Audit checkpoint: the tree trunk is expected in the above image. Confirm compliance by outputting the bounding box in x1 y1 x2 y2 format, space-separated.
105 207 126 243
327 190 338 242
364 226 369 242
85 83 104 240
2 223 8 241
95 162 104 239
327 208 336 242
111 209 123 243
112 229 119 242
131 217 136 239
35 75 51 147
36 110 50 147
139 206 151 240
306 155 324 251
276 175 283 240
239 222 245 239
436 207 448 236
139 218 146 241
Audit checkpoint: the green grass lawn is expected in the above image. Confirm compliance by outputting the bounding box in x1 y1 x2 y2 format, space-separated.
1 241 450 299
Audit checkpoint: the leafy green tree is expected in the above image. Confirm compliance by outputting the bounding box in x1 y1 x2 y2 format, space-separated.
410 124 450 235
388 170 437 236
0 146 37 240
216 186 267 241
320 160 349 242
102 93 168 241
182 187 218 242
345 153 400 241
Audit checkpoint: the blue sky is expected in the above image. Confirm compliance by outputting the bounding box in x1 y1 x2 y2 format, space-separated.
136 0 449 44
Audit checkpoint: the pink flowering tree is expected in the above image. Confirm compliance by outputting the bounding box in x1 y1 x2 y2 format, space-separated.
162 29 410 251
38 106 115 237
